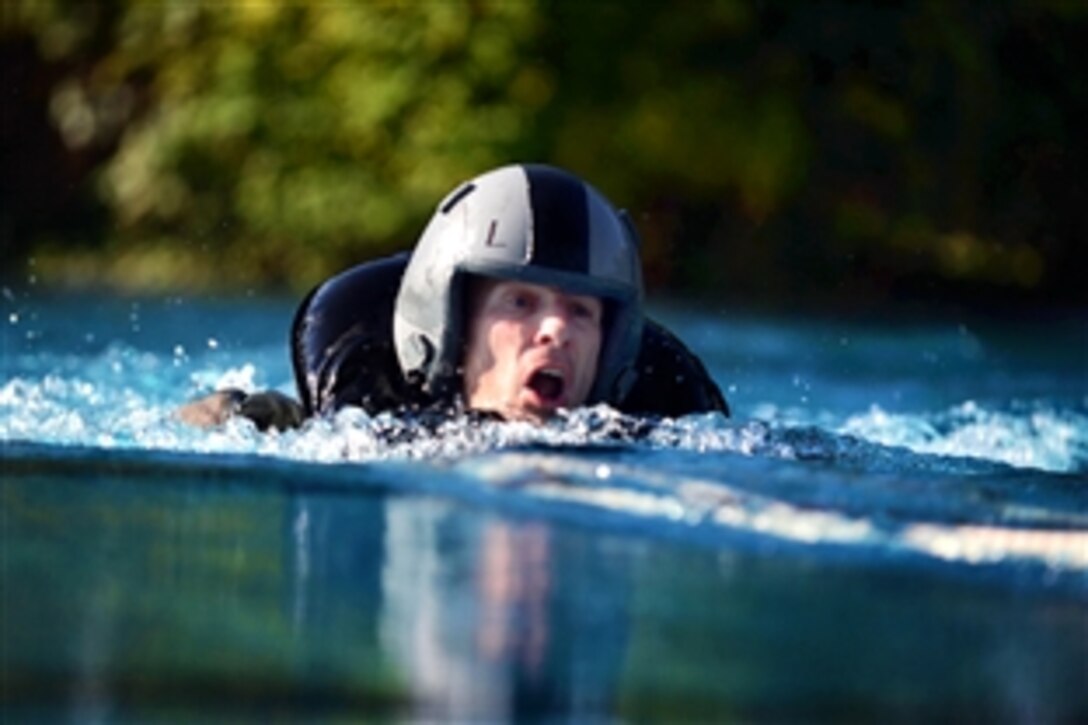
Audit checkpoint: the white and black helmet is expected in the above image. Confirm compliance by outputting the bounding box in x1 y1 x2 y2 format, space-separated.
393 163 645 405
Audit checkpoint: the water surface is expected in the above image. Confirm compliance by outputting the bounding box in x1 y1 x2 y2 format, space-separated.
2 291 1086 720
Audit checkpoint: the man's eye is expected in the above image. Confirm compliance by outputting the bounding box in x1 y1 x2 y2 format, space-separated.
508 293 533 310
570 300 599 321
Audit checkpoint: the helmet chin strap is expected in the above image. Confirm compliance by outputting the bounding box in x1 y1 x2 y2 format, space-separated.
609 366 639 405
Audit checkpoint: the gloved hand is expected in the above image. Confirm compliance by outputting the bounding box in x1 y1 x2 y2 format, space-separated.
238 390 304 431
175 389 247 428
176 389 303 431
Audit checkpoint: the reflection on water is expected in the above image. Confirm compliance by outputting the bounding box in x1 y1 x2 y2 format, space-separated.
3 469 1086 721
378 499 630 719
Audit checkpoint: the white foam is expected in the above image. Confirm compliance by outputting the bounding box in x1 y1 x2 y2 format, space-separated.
4 358 1087 479
840 401 1088 473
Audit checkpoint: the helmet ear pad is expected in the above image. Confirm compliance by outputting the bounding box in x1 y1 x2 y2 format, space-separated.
594 295 641 403
454 273 503 405
421 270 469 401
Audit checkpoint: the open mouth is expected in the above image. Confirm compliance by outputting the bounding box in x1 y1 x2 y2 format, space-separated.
527 368 566 404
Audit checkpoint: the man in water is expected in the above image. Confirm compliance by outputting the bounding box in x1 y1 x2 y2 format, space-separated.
179 163 727 429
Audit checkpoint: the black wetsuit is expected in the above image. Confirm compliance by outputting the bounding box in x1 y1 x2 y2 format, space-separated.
290 254 728 420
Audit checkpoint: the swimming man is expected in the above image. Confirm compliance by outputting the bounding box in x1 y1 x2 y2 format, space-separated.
178 164 728 429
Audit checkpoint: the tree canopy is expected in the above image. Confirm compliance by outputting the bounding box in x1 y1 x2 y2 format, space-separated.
3 0 1084 309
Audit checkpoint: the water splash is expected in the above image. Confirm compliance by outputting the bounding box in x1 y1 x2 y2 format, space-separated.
3 342 1087 480
841 401 1088 474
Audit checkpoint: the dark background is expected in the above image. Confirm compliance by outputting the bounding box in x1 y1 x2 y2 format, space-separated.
3 1 1085 313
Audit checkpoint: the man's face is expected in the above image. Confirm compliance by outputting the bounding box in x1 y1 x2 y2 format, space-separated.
462 278 603 422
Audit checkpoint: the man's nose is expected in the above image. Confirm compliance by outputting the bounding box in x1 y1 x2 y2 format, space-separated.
535 307 571 346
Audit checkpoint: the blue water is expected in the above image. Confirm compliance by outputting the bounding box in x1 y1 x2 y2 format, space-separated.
2 290 1087 720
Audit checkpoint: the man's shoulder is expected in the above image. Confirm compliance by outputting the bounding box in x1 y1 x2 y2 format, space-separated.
292 253 414 416
619 319 729 418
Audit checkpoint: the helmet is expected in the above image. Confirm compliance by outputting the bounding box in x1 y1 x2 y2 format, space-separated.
393 163 645 405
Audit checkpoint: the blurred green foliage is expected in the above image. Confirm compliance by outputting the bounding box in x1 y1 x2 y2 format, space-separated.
2 0 1085 308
